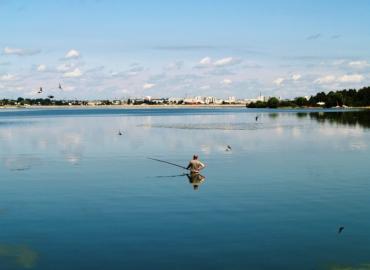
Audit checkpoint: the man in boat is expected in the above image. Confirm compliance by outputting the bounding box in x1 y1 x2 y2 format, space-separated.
186 155 205 173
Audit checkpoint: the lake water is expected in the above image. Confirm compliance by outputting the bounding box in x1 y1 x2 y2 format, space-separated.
0 107 370 270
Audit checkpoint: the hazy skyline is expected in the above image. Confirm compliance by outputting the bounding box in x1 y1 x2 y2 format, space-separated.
1 0 370 99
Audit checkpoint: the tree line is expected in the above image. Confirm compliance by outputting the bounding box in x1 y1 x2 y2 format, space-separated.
247 86 370 108
0 98 88 106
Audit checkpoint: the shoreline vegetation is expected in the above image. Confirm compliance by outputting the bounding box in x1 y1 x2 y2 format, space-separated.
247 86 370 109
1 86 370 110
1 104 369 110
0 104 248 109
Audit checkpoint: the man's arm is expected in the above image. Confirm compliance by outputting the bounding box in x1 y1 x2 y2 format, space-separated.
186 162 191 170
199 162 205 170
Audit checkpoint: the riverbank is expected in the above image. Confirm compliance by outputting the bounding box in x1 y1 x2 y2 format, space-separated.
0 104 367 110
0 104 247 110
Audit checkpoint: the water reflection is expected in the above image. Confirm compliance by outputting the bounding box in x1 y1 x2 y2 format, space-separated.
187 173 206 191
140 122 261 130
0 244 38 269
0 109 370 269
308 110 370 128
296 112 308 118
268 112 278 119
156 173 206 191
3 156 42 171
0 120 34 127
328 263 370 270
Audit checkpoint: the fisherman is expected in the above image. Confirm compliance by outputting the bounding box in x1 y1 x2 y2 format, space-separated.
186 155 205 173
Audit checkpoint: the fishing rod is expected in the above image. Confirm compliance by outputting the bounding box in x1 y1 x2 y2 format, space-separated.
147 157 188 170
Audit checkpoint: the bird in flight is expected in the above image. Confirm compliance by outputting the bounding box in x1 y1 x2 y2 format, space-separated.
38 87 43 93
338 226 344 234
255 115 259 121
226 145 232 151
118 130 123 136
48 95 54 99
59 83 62 90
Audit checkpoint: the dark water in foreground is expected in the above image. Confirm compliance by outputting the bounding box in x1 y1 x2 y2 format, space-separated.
0 107 370 270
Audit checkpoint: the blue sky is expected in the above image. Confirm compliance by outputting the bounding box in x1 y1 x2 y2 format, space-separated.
0 0 370 99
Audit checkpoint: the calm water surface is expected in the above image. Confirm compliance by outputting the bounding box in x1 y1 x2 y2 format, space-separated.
0 108 370 270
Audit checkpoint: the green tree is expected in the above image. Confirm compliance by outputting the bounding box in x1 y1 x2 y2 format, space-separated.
267 97 279 108
294 97 308 107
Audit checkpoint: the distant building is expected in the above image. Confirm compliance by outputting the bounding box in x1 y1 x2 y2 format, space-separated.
168 97 183 104
150 98 167 104
204 96 216 104
194 96 205 104
184 97 203 104
214 98 224 104
223 96 236 104
132 98 145 104
88 101 102 106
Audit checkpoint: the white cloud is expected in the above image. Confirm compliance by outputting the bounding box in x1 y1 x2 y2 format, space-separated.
214 57 239 67
273 77 284 86
197 56 240 68
63 85 76 92
348 61 370 69
65 49 80 59
314 74 364 84
63 68 82 78
165 61 184 71
4 47 22 55
292 74 301 81
3 46 40 56
332 59 347 66
214 57 233 67
221 79 232 85
199 85 210 90
57 63 75 72
0 73 15 81
338 74 363 83
37 64 46 72
314 75 336 84
199 57 212 65
143 83 155 89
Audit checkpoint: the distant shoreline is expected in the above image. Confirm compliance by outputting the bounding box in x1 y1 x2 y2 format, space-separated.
0 104 367 110
0 104 247 109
